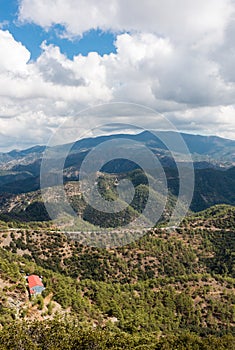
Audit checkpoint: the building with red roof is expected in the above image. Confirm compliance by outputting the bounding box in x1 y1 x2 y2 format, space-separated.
27 275 45 296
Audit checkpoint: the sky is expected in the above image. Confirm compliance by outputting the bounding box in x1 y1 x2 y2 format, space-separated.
0 0 235 151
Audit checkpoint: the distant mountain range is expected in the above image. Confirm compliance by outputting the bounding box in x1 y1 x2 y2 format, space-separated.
0 130 234 217
0 130 235 170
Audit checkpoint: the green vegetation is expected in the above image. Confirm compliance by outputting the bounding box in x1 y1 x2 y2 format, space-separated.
1 319 235 350
0 204 235 348
1 130 235 348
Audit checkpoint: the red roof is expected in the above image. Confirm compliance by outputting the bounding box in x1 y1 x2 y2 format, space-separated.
28 275 44 289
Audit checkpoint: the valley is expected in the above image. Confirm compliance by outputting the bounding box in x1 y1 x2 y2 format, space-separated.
0 131 235 349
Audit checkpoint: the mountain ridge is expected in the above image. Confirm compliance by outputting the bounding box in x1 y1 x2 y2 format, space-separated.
0 130 235 167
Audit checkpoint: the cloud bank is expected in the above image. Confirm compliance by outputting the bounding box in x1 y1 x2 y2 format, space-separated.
0 0 235 150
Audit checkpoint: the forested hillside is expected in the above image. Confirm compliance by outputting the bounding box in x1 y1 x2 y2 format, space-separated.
0 205 235 348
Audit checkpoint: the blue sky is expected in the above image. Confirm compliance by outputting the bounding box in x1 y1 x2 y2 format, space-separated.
0 0 234 151
0 0 117 60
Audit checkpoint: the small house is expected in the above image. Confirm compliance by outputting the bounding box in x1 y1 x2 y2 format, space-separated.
27 275 45 296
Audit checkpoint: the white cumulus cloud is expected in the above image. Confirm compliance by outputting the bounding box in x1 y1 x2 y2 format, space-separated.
0 30 30 72
19 0 233 47
0 1 234 149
